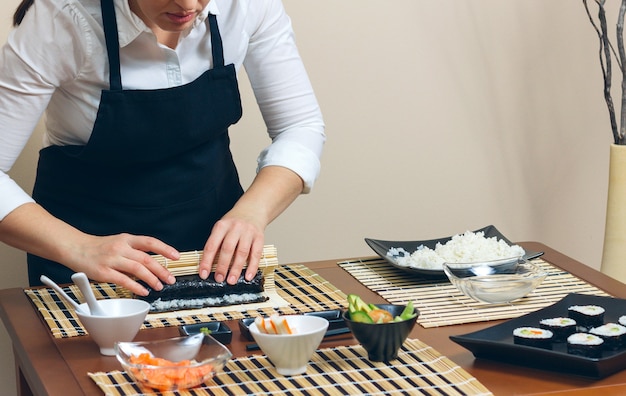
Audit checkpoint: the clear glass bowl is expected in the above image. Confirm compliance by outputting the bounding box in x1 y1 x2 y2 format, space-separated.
115 334 231 391
443 257 547 304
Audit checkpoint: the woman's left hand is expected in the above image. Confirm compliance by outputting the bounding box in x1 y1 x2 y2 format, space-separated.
198 166 303 284
200 210 265 284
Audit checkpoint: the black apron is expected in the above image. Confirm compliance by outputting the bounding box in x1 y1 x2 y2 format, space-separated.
28 1 243 286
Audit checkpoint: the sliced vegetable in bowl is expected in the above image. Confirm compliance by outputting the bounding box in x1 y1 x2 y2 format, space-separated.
347 294 417 323
115 334 231 391
343 298 420 362
254 313 295 335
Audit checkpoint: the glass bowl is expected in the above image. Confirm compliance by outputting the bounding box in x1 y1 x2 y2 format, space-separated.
443 257 547 304
115 334 231 391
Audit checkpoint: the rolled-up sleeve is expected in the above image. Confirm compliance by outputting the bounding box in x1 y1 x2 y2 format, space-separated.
0 0 85 220
243 0 325 193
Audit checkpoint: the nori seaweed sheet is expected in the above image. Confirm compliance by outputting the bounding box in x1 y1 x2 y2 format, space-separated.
136 271 265 303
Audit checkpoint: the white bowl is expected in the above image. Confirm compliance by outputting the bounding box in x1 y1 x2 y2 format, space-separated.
249 315 329 375
75 299 150 355
443 257 547 304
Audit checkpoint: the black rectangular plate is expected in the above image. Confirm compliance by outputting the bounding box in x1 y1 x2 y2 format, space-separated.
450 293 626 378
179 322 233 345
365 224 543 279
238 309 348 341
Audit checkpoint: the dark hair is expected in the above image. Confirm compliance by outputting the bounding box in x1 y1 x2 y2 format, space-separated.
13 0 34 26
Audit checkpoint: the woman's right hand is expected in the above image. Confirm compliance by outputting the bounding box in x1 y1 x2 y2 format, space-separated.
0 203 178 295
68 233 179 296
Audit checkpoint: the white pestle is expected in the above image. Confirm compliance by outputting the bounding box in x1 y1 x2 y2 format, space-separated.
40 275 87 314
71 272 108 316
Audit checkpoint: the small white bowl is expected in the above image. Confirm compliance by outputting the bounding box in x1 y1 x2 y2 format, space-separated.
443 257 547 304
249 315 328 375
75 299 150 355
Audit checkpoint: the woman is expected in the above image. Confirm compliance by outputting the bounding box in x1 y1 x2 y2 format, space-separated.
0 0 325 296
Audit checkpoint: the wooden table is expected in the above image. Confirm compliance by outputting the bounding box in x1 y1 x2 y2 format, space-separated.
3 242 626 396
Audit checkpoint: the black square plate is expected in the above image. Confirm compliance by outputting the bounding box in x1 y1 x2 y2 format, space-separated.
450 293 626 378
365 224 543 279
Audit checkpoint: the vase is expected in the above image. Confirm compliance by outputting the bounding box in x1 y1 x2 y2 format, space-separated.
600 144 626 282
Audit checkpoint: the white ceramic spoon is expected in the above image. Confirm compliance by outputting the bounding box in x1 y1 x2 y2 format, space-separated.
71 272 108 316
40 275 87 314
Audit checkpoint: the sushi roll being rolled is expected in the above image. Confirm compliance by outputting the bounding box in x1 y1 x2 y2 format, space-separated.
539 317 577 342
567 305 605 330
589 323 626 350
513 327 553 349
567 333 604 358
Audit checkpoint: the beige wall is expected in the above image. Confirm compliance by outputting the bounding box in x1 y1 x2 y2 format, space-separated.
0 1 612 394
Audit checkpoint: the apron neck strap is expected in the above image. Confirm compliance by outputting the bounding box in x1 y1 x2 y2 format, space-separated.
99 3 226 91
208 14 225 68
100 0 122 91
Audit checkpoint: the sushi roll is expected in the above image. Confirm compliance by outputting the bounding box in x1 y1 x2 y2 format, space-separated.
618 315 626 327
567 305 605 330
567 333 604 358
589 323 626 350
513 327 553 349
539 317 577 342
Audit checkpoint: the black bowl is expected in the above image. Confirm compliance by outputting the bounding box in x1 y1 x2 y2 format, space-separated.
342 304 419 362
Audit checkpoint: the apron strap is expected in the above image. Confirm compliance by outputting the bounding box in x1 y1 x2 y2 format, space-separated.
208 14 225 68
100 0 122 91
99 3 225 89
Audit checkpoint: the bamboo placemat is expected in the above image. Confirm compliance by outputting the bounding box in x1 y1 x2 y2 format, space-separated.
339 257 611 328
25 264 347 339
88 339 492 396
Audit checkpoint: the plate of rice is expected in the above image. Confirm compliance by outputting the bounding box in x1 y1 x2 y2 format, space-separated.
365 225 542 278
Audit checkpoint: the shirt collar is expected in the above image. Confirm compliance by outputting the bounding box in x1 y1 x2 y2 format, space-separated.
114 0 219 48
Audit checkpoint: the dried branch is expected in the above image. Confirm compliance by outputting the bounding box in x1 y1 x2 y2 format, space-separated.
583 0 625 144
617 0 626 143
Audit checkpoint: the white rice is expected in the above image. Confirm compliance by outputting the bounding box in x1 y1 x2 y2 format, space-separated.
590 323 626 337
540 317 576 327
387 230 525 270
568 305 605 316
567 333 604 346
150 292 265 312
513 327 553 339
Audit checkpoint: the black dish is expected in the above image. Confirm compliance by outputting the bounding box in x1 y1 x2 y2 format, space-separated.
450 293 626 378
179 322 233 345
238 309 349 341
342 304 419 362
365 224 543 279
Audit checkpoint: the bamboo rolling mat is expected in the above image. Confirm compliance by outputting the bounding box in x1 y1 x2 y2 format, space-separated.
25 264 347 339
89 339 492 396
339 257 611 328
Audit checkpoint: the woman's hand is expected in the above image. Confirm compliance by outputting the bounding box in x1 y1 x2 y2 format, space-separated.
198 166 304 284
201 212 265 284
0 202 179 296
68 233 179 296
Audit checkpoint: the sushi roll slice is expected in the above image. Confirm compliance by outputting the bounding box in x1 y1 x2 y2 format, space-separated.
589 323 626 350
567 333 604 358
513 327 553 349
618 315 626 327
539 317 577 342
567 305 605 330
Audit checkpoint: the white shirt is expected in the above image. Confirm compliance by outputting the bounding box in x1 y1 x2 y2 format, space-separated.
0 0 325 220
